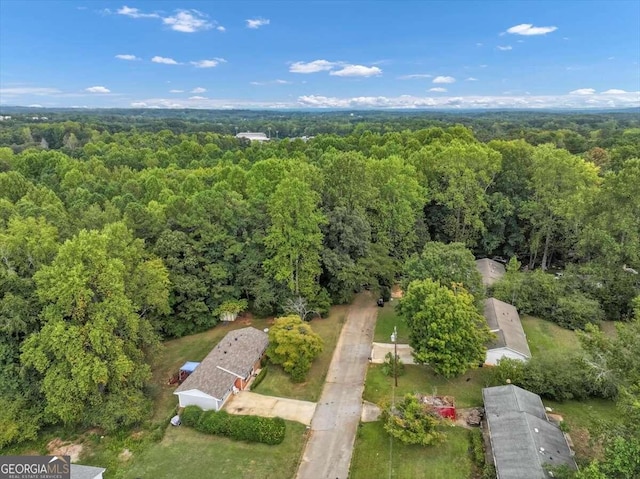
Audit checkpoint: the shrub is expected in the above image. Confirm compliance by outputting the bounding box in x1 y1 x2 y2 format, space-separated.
251 365 268 389
180 405 204 428
381 352 405 378
552 292 604 330
469 428 485 468
186 409 286 445
197 410 232 436
489 355 617 402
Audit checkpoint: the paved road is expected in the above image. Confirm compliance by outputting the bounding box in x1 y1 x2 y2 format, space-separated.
224 391 316 426
296 293 378 479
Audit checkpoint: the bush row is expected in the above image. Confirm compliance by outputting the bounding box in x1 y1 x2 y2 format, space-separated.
251 366 268 389
489 355 617 402
180 406 286 445
492 268 604 330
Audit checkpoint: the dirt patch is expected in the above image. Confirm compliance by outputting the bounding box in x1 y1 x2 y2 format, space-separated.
47 438 83 463
119 448 133 461
391 285 403 298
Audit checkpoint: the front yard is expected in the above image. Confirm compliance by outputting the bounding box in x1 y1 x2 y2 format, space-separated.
251 305 347 402
373 300 411 343
350 421 471 479
120 421 307 479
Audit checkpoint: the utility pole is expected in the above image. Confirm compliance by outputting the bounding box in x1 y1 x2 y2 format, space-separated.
391 326 398 387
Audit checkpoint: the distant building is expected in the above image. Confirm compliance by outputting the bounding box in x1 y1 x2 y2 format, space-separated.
475 258 506 287
236 132 269 142
0 115 11 121
483 385 577 478
484 298 531 365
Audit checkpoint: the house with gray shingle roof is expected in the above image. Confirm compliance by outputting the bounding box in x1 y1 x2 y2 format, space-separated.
71 464 106 479
484 298 531 365
174 327 268 411
483 385 576 478
476 258 506 287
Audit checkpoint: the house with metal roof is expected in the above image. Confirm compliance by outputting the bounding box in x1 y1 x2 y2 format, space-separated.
484 298 531 365
476 258 506 287
174 327 269 411
483 385 577 478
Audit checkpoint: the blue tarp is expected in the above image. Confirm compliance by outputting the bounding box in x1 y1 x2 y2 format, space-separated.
180 361 200 373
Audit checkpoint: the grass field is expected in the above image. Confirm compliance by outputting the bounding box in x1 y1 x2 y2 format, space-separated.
373 301 411 343
120 421 307 479
363 364 490 408
251 305 347 401
350 421 471 479
520 315 582 356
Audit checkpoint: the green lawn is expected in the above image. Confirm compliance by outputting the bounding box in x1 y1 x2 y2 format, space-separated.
350 421 471 479
364 364 489 408
545 398 619 462
119 421 307 479
251 305 347 402
520 315 582 356
374 301 411 343
151 317 273 422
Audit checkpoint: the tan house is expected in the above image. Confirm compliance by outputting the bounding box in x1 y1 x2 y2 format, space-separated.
175 327 268 411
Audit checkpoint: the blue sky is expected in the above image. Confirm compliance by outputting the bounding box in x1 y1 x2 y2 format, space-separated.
1 0 639 109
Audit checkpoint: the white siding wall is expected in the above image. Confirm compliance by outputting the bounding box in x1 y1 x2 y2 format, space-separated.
177 390 220 411
486 348 528 366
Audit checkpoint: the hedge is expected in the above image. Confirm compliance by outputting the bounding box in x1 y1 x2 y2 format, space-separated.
181 406 286 445
251 366 268 389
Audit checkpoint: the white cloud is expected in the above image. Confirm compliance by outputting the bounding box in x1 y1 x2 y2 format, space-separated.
497 45 513 51
126 91 640 110
216 26 226 32
163 9 212 33
191 87 207 93
188 96 207 100
601 89 628 94
0 87 61 95
506 24 558 36
152 56 179 65
190 59 225 68
569 88 596 95
465 77 479 81
115 6 218 33
330 65 382 77
433 76 456 84
116 6 159 19
115 54 139 61
476 43 483 47
251 79 292 85
289 60 336 73
85 86 111 93
397 74 432 80
169 89 184 93
429 88 447 92
246 18 270 29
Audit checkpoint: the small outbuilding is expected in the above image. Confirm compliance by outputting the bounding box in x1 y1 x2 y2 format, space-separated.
484 298 531 365
483 385 576 478
475 258 506 287
174 327 268 411
71 464 106 479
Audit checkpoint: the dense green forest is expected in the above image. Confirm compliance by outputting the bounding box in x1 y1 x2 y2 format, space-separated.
1 111 639 453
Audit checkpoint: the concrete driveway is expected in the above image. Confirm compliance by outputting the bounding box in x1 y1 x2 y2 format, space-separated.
370 342 416 364
296 293 378 479
224 391 316 426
